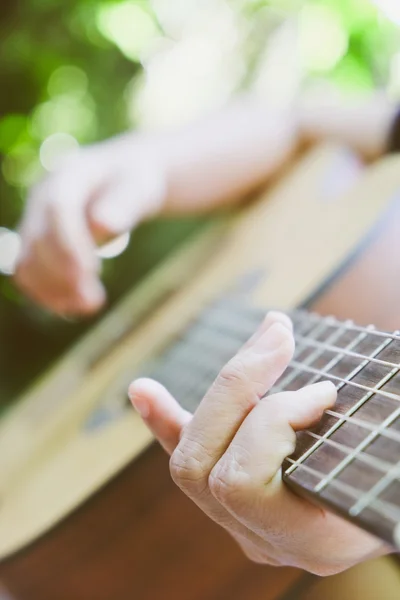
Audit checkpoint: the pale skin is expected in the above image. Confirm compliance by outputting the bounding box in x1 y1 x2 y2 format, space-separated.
14 90 396 573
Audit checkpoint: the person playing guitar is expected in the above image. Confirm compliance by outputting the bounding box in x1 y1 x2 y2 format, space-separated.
12 90 400 596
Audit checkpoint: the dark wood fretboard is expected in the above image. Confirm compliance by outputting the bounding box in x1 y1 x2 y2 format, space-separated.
141 296 400 549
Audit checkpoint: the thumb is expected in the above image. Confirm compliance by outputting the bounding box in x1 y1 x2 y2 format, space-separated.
128 378 192 454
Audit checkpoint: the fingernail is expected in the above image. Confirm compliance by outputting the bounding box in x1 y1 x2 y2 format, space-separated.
252 322 292 353
129 388 150 418
130 395 150 419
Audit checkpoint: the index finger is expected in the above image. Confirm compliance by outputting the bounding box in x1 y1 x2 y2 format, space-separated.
170 312 294 496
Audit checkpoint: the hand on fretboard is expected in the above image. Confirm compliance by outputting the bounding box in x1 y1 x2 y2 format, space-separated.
141 296 400 547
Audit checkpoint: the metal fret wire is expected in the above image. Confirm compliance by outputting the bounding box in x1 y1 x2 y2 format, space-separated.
303 430 399 478
284 337 398 477
294 309 400 343
314 403 400 494
295 335 400 370
351 460 400 517
163 344 400 446
285 458 400 523
324 410 400 444
275 319 356 390
289 357 400 403
296 331 380 391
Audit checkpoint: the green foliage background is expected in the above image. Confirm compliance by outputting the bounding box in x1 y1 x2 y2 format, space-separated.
0 0 399 407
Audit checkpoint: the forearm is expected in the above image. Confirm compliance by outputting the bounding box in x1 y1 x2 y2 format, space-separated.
298 90 397 162
138 92 396 216
148 96 299 214
15 89 397 316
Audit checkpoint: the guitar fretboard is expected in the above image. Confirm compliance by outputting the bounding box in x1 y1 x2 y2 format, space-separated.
142 296 400 548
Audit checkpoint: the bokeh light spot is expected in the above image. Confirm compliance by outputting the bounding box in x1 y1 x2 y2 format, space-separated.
48 65 88 98
299 5 349 73
31 96 96 141
40 133 79 172
96 1 159 62
0 229 21 276
2 145 42 188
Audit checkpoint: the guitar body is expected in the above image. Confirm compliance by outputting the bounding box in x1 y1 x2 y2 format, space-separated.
1 145 400 599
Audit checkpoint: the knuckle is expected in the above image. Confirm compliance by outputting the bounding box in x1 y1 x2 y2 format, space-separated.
169 446 208 495
209 456 249 504
216 357 249 391
208 468 228 502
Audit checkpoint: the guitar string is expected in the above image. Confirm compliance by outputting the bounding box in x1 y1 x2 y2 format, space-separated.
193 301 400 351
294 335 400 370
192 305 400 401
275 320 361 391
292 309 400 342
289 360 400 403
149 317 400 445
208 299 400 347
284 458 400 524
188 303 400 372
350 456 400 517
162 321 400 415
285 365 400 505
302 430 400 476
284 365 400 477
153 352 400 446
324 411 400 444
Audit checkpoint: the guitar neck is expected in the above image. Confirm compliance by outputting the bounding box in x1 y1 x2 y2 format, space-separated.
141 295 400 549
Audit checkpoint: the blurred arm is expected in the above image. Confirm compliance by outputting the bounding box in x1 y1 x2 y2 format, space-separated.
14 91 397 315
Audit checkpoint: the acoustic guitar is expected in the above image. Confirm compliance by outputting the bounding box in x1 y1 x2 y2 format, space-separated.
0 144 400 599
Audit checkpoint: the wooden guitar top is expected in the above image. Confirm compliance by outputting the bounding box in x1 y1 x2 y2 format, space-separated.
1 145 400 600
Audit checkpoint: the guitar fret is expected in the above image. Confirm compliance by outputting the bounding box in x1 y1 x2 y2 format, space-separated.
295 335 400 370
288 358 400 403
295 310 400 343
304 431 400 479
274 319 349 392
306 335 369 391
309 383 400 493
325 410 400 444
285 458 400 523
285 336 397 477
350 451 400 517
